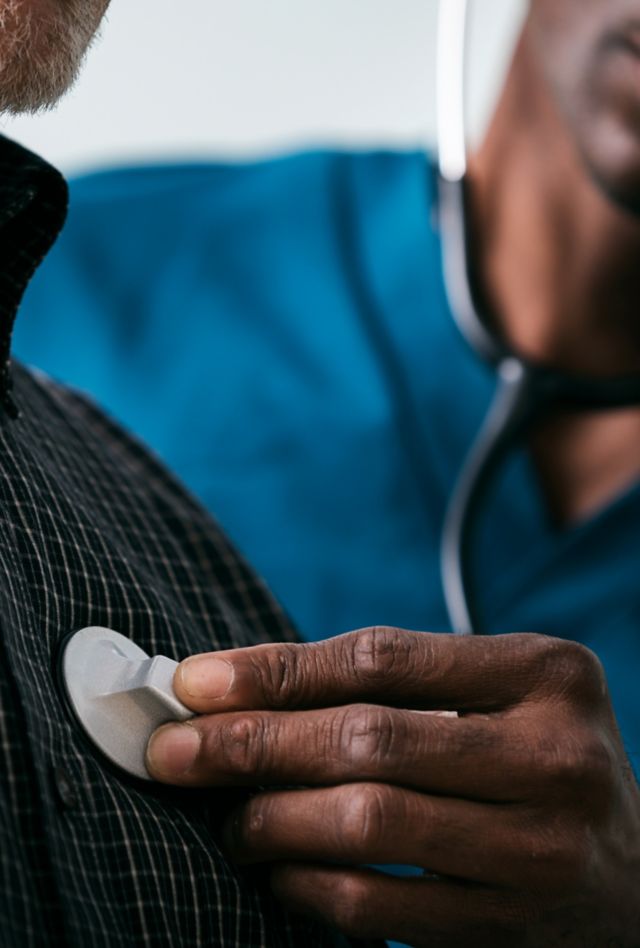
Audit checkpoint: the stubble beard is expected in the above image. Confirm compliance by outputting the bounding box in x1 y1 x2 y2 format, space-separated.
0 0 108 115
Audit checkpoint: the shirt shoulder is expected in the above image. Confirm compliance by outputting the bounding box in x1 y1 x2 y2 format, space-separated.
0 363 340 946
16 149 439 339
55 149 435 259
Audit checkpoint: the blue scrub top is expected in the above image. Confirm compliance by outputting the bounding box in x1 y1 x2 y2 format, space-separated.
14 150 640 772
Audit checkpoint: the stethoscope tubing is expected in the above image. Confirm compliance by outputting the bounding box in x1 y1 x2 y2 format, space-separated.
436 0 640 636
438 169 640 637
441 358 536 636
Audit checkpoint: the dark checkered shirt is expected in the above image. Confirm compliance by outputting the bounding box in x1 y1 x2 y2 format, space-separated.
0 136 349 948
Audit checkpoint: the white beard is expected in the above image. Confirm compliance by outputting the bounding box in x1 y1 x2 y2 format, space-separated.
0 0 109 114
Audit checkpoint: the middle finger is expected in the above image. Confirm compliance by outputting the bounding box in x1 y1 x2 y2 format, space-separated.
147 703 526 800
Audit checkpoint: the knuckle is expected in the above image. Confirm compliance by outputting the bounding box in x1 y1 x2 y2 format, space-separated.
574 733 617 803
249 645 303 709
528 825 591 893
217 716 269 776
530 638 607 705
327 874 377 939
513 633 564 683
489 894 543 934
468 889 538 932
556 641 606 701
335 784 391 854
349 626 413 688
534 736 581 787
335 704 399 770
533 728 616 805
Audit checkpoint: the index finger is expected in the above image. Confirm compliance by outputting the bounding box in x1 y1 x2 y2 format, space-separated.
173 627 571 714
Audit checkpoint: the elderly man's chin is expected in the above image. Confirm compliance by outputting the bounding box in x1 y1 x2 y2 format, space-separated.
0 0 109 114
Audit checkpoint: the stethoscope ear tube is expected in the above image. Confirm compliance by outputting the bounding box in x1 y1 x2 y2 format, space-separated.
437 0 469 184
437 175 504 365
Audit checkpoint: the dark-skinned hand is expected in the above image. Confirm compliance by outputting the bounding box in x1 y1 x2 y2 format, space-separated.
146 628 640 947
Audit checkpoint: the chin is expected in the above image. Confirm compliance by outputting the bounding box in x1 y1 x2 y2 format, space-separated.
0 0 108 115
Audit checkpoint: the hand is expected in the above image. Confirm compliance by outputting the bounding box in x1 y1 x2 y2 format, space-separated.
146 629 640 947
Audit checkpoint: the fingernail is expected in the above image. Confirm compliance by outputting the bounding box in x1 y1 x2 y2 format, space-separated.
146 723 201 776
179 656 234 699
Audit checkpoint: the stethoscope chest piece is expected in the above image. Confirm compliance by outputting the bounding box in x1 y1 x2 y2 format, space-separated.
59 627 193 781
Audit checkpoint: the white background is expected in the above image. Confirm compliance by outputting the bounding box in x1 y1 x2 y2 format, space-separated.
0 0 527 175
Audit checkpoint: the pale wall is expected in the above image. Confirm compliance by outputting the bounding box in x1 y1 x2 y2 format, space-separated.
0 0 527 174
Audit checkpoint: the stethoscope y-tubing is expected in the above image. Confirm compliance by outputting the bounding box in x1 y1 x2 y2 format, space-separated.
437 0 640 636
441 359 537 637
440 328 640 637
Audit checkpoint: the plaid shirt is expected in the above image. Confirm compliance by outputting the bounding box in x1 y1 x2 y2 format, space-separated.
0 136 349 948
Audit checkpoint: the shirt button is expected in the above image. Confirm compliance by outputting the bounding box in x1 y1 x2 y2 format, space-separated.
52 765 78 810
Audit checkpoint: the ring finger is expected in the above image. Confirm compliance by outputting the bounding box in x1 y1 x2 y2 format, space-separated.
223 782 541 889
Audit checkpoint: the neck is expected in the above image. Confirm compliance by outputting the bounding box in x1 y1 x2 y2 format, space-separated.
465 31 640 525
467 32 640 378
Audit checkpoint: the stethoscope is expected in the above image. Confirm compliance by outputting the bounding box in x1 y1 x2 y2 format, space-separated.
437 0 640 636
58 0 640 782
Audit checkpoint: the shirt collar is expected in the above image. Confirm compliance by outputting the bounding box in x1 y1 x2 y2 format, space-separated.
0 135 68 416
